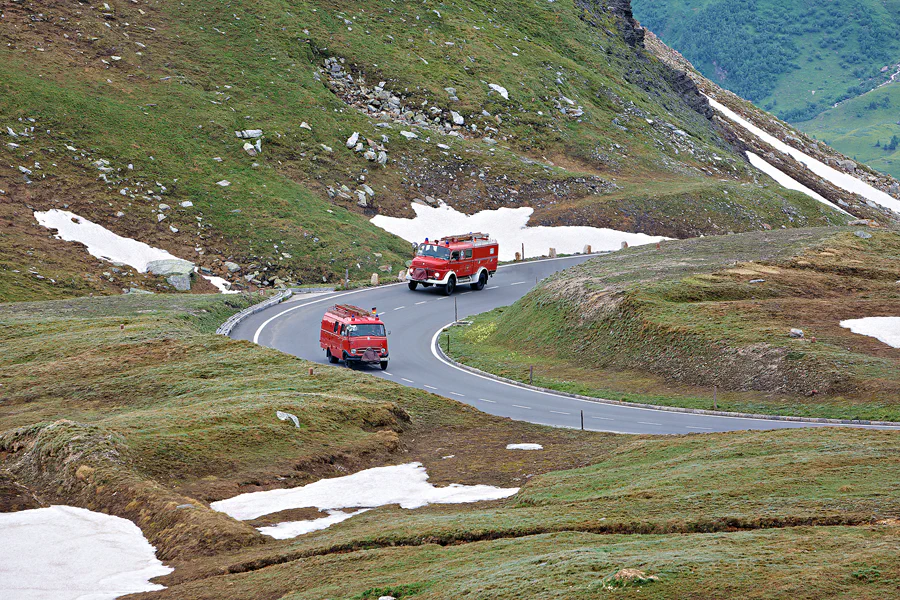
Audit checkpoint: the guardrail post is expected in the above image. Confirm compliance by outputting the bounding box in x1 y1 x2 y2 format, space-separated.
529 365 533 385
581 410 584 430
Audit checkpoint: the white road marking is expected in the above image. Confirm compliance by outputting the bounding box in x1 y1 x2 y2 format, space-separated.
415 301 428 305
638 421 662 426
591 416 614 421
686 426 713 430
511 404 532 410
401 378 415 383
550 410 570 415
478 398 497 403
486 285 499 289
424 385 438 390
383 372 393 376
394 306 405 310
250 254 590 345
510 281 527 286
449 392 465 397
460 292 471 295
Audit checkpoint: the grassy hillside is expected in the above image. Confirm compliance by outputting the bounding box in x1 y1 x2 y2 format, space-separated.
446 226 900 420
633 0 900 122
2 288 898 598
0 0 849 303
799 82 900 179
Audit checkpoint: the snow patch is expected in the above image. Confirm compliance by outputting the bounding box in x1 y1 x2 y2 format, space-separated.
746 152 849 214
211 462 518 538
840 317 900 348
506 443 543 450
34 209 181 272
0 505 172 600
707 96 900 214
257 509 371 539
200 272 238 294
371 204 666 261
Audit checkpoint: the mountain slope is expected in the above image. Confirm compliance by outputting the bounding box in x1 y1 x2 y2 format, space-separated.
0 0 850 302
632 0 900 122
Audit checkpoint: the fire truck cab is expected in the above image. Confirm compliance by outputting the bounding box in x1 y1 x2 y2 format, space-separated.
406 232 498 295
320 304 389 370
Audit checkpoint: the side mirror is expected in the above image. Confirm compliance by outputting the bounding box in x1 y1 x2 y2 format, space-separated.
388 330 392 335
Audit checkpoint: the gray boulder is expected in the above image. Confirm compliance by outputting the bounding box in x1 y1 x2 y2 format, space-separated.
166 273 192 291
224 261 241 273
146 258 195 276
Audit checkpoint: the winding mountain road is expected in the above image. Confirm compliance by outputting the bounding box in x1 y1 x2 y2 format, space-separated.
231 256 899 434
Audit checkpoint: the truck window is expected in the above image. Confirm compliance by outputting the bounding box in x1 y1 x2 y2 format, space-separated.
416 244 451 260
346 324 386 337
333 321 339 333
463 249 473 259
451 250 460 260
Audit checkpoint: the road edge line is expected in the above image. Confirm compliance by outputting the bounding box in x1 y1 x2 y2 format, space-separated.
430 324 900 429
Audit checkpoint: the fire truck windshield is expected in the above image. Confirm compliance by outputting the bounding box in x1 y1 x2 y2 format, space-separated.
416 244 451 259
346 323 386 337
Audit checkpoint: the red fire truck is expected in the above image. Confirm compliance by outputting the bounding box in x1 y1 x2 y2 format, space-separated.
320 304 389 370
406 232 498 295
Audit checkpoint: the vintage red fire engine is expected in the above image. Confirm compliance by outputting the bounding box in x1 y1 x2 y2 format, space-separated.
319 304 389 370
406 232 499 295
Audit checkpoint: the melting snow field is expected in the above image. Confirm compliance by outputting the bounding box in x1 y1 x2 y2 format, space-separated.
0 505 172 600
840 317 900 348
211 462 518 538
506 443 543 450
33 209 235 293
745 152 848 213
371 204 667 261
707 97 900 214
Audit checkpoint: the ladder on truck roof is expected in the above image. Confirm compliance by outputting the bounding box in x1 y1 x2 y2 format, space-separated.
438 232 492 244
328 304 375 320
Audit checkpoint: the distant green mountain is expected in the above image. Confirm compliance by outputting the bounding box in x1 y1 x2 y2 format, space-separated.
632 0 900 123
799 82 900 178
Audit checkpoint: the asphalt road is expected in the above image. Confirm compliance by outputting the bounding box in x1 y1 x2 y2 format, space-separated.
232 256 899 434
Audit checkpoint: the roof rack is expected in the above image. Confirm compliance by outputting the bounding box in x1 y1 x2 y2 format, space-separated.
327 304 376 320
438 232 491 244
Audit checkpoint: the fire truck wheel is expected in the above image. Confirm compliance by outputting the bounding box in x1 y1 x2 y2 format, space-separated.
443 275 456 295
380 360 388 370
471 270 488 291
408 281 418 291
326 349 338 363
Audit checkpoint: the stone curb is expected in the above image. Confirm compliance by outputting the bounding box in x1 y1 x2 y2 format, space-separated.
216 290 294 336
434 325 899 428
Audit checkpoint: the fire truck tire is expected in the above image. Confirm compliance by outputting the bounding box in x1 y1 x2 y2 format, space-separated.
326 349 338 363
408 281 418 291
471 270 488 291
380 360 389 370
443 275 456 296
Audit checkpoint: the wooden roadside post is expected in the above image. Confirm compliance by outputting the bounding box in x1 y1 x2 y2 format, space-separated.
581 410 584 431
713 386 718 410
529 365 534 385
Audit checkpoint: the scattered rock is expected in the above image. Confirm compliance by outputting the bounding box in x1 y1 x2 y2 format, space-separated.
789 328 804 339
276 410 301 428
854 230 873 239
300 122 312 130
243 142 257 156
235 129 263 139
450 110 464 125
346 131 360 148
180 201 193 208
488 83 509 99
400 131 418 140
224 261 241 273
216 180 231 187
